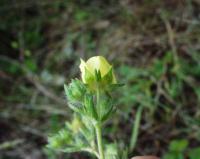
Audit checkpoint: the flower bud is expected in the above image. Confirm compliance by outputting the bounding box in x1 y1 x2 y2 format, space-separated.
64 79 86 102
79 56 116 89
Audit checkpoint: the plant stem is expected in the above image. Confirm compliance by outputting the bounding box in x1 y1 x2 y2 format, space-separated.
95 124 104 159
129 106 143 152
95 86 104 159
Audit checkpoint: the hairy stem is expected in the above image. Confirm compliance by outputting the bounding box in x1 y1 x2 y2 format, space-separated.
95 86 104 159
95 124 104 159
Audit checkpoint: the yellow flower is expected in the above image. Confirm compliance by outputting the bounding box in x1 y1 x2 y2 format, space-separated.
79 56 116 86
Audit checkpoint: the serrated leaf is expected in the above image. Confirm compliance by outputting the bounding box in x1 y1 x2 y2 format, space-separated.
101 104 115 122
68 102 83 113
84 94 98 120
58 145 85 153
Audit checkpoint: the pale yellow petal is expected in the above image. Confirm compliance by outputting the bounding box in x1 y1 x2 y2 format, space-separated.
86 56 111 76
79 59 87 83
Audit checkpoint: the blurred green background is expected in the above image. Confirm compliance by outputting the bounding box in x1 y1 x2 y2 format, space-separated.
0 0 200 159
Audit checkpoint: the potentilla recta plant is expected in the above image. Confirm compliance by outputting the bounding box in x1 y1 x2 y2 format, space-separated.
47 56 138 159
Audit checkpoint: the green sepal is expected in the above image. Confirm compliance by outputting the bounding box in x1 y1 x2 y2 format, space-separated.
84 67 95 83
95 69 102 82
105 83 124 92
102 67 113 84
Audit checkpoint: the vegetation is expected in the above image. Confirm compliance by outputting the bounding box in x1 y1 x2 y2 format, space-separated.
0 0 200 159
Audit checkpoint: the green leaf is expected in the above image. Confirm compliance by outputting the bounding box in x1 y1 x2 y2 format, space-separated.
95 69 102 82
68 102 83 113
162 153 177 159
163 152 184 159
64 79 86 103
47 129 72 149
150 59 166 79
188 147 200 159
24 59 37 72
129 106 143 151
74 10 89 22
169 139 188 152
99 94 114 121
62 146 84 153
84 93 98 120
163 153 176 159
101 105 115 122
105 144 118 159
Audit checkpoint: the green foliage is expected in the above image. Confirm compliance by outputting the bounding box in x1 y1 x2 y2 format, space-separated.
163 139 200 159
48 60 128 159
118 65 153 111
64 79 119 123
84 93 98 120
105 144 118 159
117 51 200 156
74 10 90 22
47 115 97 155
1 1 200 159
188 147 200 159
99 93 115 122
169 140 188 152
118 52 200 113
24 58 37 72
